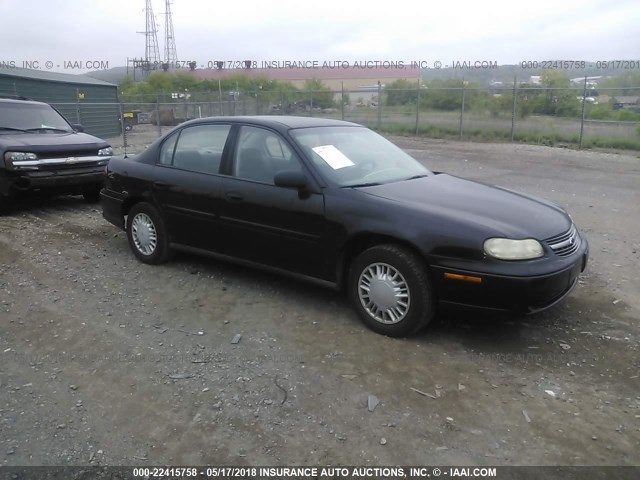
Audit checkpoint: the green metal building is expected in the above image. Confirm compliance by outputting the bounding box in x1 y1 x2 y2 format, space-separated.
0 67 119 139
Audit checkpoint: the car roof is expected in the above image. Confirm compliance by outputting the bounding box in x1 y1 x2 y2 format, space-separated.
0 97 49 107
180 115 361 130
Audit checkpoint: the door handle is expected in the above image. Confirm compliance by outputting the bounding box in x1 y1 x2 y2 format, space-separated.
225 191 244 202
153 181 169 189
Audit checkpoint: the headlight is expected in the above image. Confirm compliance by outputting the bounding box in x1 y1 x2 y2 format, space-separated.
4 151 37 162
98 147 113 156
484 238 544 260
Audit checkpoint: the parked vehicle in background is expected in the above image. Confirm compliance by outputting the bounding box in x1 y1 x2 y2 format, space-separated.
101 116 588 337
0 97 113 213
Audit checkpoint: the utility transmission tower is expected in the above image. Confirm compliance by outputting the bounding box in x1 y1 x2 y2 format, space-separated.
138 0 161 74
164 0 178 69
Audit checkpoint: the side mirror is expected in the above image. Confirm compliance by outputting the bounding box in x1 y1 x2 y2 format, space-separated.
72 124 85 132
274 170 307 189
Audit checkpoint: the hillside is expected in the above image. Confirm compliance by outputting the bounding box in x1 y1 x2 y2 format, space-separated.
83 66 130 85
83 61 636 88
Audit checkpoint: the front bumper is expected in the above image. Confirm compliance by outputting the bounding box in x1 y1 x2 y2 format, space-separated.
0 166 104 194
432 240 589 313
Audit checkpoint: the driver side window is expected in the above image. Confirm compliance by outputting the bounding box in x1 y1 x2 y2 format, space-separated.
232 126 302 184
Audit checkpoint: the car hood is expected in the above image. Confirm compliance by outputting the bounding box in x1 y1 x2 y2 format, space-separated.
0 132 109 150
357 174 571 239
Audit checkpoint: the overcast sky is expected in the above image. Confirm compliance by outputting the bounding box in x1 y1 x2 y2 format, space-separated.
1 0 639 73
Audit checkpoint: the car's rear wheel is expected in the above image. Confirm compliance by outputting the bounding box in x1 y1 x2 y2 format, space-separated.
348 244 435 337
126 202 172 264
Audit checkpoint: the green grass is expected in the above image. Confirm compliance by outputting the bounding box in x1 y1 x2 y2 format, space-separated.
361 108 640 151
375 122 640 151
121 99 640 152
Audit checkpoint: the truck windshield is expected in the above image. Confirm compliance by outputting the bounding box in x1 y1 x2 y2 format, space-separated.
0 103 73 133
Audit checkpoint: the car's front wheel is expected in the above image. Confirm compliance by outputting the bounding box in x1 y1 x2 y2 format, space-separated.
126 202 172 264
348 244 435 337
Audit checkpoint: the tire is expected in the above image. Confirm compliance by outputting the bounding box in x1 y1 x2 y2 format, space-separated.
126 202 172 264
83 187 102 203
348 244 436 337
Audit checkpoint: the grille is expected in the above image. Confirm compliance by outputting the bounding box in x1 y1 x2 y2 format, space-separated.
38 149 99 158
45 160 104 171
545 225 580 257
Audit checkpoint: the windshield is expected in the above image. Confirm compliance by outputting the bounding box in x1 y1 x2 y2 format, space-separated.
0 102 73 133
290 126 431 187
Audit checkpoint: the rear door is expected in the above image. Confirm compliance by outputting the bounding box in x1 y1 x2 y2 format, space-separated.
152 123 231 250
217 125 328 279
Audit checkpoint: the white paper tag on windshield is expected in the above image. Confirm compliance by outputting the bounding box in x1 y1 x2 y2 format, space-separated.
312 145 355 170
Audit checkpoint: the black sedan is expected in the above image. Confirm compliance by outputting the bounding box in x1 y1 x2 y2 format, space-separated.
101 116 588 337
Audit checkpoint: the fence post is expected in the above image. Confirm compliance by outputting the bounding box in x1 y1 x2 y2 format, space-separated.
377 81 382 129
218 80 223 116
255 88 260 115
156 94 161 138
183 94 188 120
579 76 587 149
415 77 421 135
76 88 82 125
309 90 313 117
118 102 127 151
459 79 465 138
510 76 517 142
281 90 285 115
341 82 345 121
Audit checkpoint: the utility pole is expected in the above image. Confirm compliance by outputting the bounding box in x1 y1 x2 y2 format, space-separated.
137 0 161 77
163 0 178 69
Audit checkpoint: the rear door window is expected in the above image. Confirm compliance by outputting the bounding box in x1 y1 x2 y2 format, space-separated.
161 124 231 175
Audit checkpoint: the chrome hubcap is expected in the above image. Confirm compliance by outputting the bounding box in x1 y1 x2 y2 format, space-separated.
358 262 410 324
131 213 157 255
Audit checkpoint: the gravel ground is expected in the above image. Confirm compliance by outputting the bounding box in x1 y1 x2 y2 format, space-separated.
0 127 639 467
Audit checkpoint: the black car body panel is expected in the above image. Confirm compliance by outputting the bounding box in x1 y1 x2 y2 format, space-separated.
101 116 588 315
359 174 570 240
216 176 327 277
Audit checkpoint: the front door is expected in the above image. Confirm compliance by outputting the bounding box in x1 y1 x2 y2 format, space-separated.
218 125 327 279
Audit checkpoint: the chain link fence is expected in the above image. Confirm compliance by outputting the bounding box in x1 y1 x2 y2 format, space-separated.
112 84 640 152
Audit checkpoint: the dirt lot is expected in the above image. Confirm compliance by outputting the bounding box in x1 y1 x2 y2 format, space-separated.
0 130 639 467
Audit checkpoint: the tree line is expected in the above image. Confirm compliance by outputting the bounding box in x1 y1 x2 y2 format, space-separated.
384 71 640 122
120 70 640 130
120 73 336 109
